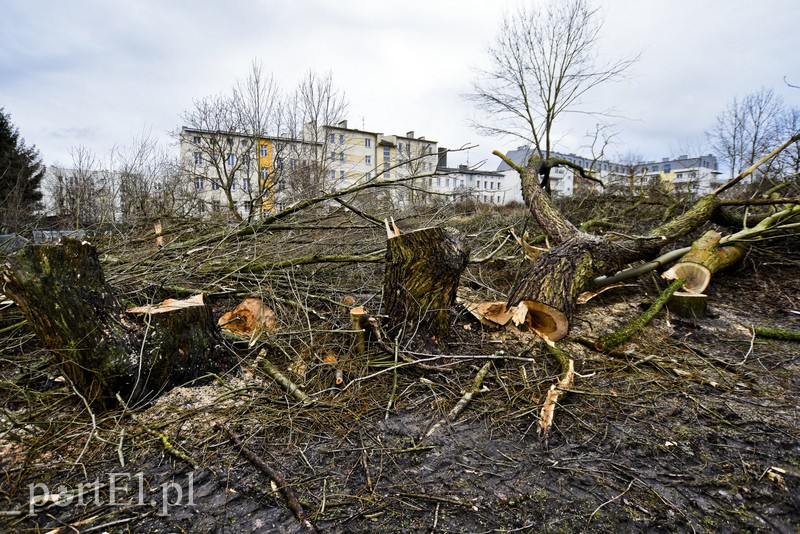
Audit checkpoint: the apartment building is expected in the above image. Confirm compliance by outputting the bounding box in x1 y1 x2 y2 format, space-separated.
433 149 508 204
180 121 440 217
497 146 723 199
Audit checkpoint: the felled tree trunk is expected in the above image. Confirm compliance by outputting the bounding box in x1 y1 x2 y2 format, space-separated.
3 239 228 406
383 226 469 340
662 230 746 294
498 152 721 341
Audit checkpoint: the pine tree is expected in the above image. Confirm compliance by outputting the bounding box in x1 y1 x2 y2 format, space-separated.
1 108 45 231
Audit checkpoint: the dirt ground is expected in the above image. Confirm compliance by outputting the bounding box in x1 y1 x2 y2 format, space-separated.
1 204 798 533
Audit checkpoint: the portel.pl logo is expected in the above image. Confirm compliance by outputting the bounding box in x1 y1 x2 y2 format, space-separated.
2 472 194 517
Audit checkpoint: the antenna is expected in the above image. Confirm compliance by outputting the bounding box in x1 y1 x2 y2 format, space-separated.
362 116 365 130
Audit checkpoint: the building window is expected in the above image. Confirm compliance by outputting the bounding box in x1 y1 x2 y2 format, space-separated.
446 178 450 187
194 177 204 190
366 171 372 179
365 155 372 165
242 178 249 192
261 168 269 181
329 133 335 143
227 154 235 166
260 145 268 157
383 162 390 172
339 134 344 144
193 152 202 165
340 153 344 162
383 147 390 161
330 170 336 180
211 179 220 190
365 138 371 148
340 170 345 179
243 154 250 166
212 200 221 212
193 135 201 144
437 177 441 186
231 178 236 191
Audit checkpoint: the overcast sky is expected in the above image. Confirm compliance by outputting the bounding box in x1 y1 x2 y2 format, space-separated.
2 0 799 171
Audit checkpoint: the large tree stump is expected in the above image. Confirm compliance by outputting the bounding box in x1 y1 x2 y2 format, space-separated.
2 239 229 406
383 227 469 340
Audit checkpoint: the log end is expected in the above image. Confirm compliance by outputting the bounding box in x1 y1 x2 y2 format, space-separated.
515 300 569 342
663 263 711 294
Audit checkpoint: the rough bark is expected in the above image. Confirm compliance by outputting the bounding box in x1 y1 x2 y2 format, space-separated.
383 227 470 340
3 239 229 406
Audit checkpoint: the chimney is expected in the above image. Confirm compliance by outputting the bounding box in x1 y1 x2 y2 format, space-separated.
338 120 348 129
406 131 415 138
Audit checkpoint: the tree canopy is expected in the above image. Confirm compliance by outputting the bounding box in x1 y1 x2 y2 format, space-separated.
0 108 44 231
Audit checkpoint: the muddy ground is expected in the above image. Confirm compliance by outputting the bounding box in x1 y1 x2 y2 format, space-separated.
1 204 798 533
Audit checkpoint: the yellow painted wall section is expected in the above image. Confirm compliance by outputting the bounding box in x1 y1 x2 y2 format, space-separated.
258 139 274 213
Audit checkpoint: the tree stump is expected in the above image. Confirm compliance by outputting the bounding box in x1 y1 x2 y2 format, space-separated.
3 239 229 406
383 227 469 340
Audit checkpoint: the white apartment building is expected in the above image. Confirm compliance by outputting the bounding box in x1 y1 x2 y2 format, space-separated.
433 149 508 204
497 146 723 199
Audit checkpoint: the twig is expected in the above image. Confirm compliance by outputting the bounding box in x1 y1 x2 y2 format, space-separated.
754 326 800 341
424 361 492 438
216 422 318 533
256 350 311 404
588 478 636 523
115 393 199 469
594 278 685 352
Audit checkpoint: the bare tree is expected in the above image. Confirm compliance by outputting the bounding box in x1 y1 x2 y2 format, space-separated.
114 130 177 222
469 0 636 192
707 88 785 180
46 146 110 228
283 69 348 199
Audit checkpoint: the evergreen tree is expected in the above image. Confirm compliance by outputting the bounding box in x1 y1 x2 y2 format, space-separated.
1 108 44 231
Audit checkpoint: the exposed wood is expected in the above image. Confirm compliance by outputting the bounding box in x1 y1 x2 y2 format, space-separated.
383 226 470 340
539 342 574 437
3 239 229 405
350 306 369 357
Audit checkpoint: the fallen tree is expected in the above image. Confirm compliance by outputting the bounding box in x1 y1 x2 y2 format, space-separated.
499 131 800 341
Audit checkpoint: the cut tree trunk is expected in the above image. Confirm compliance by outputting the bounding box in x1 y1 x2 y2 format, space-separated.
662 230 746 294
494 150 725 341
2 239 229 406
383 226 469 340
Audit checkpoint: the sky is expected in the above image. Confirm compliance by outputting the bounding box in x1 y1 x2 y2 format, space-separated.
2 0 799 172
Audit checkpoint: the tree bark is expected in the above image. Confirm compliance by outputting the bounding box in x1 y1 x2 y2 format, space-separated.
383 227 469 340
3 239 229 406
